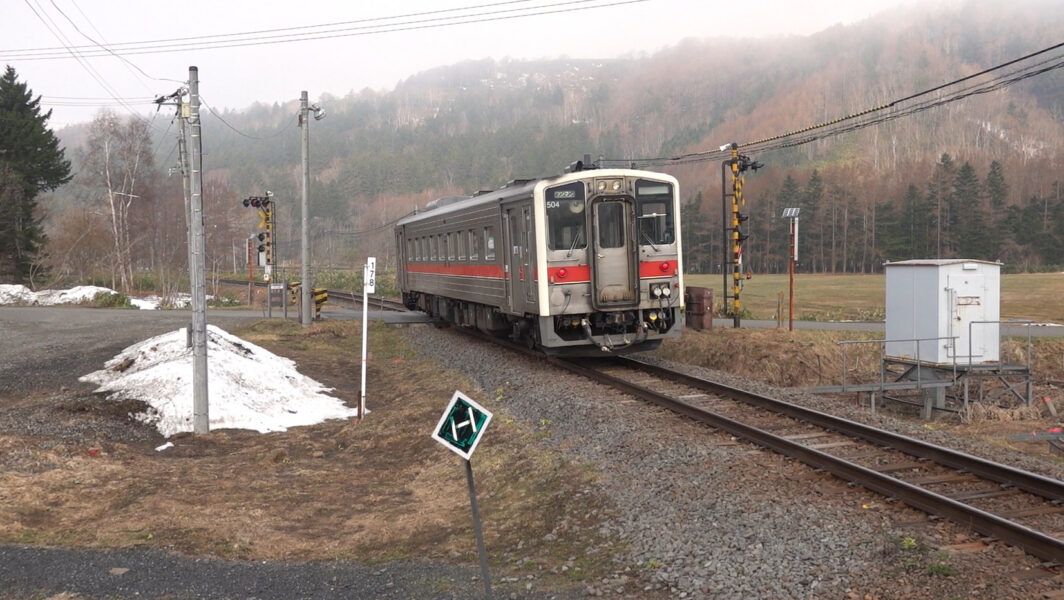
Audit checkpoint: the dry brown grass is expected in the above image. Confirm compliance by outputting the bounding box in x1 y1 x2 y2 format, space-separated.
653 326 883 388
684 272 1064 323
0 320 621 586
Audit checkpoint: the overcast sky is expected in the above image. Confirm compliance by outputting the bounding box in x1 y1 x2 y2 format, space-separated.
2 0 913 128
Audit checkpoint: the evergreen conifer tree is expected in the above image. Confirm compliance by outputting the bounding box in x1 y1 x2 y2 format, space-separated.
0 66 72 283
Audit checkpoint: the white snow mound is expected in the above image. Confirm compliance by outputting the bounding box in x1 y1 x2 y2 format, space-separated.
0 284 117 306
79 324 358 437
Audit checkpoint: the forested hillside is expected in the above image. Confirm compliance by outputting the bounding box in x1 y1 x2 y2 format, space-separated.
43 0 1064 291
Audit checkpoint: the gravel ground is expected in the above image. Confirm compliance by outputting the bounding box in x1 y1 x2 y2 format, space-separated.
402 325 1064 599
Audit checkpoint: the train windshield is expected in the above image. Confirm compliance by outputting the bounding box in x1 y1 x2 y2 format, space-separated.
635 180 676 245
545 182 587 251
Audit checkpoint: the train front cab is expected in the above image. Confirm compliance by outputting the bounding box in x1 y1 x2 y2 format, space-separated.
530 170 684 355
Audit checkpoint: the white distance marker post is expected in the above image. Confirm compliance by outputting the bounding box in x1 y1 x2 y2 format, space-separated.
432 391 494 598
360 257 375 418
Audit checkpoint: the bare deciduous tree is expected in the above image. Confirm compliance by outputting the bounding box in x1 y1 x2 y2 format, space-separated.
76 110 154 292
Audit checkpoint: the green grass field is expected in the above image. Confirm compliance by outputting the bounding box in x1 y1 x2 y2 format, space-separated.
683 272 1064 324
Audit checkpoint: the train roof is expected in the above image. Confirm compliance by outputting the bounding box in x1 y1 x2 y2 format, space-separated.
395 168 678 228
396 178 540 227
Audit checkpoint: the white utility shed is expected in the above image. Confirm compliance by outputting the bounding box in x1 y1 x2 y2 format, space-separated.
884 259 1001 365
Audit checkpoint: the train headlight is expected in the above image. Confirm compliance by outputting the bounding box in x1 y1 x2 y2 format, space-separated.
648 311 659 322
596 179 623 193
661 286 671 297
651 285 662 298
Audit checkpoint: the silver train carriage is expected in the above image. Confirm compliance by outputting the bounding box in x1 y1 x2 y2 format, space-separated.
394 167 684 355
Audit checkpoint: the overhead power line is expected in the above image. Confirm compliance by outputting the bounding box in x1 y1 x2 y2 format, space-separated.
1 0 646 60
600 40 1064 169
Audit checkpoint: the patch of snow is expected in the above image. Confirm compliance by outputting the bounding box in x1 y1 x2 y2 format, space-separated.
80 325 358 437
0 284 117 306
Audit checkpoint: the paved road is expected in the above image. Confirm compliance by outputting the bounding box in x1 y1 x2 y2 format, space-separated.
0 306 263 396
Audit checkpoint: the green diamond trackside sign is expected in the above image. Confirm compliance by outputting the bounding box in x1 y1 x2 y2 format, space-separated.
432 391 493 460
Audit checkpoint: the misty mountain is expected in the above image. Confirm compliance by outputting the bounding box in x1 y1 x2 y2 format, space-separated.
50 0 1064 276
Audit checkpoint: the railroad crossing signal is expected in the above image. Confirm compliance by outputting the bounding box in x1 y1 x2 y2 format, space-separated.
243 193 274 266
432 391 492 460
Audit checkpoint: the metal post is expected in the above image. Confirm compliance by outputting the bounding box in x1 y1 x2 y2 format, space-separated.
721 159 730 320
187 66 209 434
299 91 312 328
789 216 797 331
247 237 254 306
360 262 369 418
731 145 742 329
465 459 493 599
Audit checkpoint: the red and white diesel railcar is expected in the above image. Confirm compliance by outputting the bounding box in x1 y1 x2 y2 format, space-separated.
395 164 683 355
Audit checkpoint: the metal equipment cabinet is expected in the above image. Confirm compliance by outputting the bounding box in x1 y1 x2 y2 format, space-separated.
884 259 1001 366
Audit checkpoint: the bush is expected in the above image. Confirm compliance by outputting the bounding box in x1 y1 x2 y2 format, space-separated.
89 291 134 309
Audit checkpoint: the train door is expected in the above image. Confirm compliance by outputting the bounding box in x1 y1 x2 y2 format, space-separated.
591 198 638 308
521 207 536 308
504 206 536 314
395 229 406 290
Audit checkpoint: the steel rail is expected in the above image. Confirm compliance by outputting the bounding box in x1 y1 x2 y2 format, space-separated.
215 279 407 311
552 356 1064 564
618 356 1064 503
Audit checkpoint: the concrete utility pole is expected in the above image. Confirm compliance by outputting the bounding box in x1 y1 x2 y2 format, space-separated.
298 91 324 328
188 66 209 433
177 115 194 293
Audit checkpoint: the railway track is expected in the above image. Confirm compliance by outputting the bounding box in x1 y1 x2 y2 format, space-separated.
323 290 407 312
553 354 1064 565
216 279 407 312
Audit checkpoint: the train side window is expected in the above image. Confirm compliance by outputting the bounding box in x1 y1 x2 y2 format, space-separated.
484 228 496 260
407 238 414 261
448 232 456 261
469 230 479 260
430 235 437 261
458 231 466 261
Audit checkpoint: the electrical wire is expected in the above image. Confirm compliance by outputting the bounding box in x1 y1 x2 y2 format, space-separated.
199 95 298 140
12 0 535 54
599 40 1064 168
2 0 646 60
47 0 179 90
22 0 166 131
322 214 415 237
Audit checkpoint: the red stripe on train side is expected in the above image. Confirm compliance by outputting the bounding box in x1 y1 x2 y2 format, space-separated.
406 263 506 279
639 260 678 278
546 265 591 284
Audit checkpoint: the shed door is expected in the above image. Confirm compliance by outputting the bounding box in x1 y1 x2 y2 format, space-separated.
948 274 985 359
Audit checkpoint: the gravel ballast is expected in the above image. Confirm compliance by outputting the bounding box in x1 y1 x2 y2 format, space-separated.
403 324 1064 599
